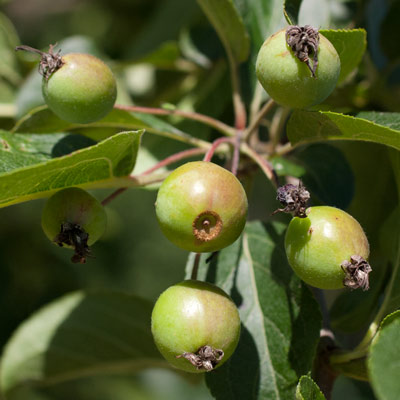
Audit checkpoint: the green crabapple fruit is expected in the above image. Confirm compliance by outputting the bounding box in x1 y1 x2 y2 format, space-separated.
41 187 107 263
256 26 341 109
151 280 241 373
285 206 370 290
42 52 117 123
155 161 248 253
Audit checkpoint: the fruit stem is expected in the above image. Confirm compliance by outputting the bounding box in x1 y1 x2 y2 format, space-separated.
240 143 279 187
114 104 236 137
243 99 275 140
231 129 242 176
101 188 127 206
141 148 207 176
203 137 235 162
191 253 201 280
225 51 247 130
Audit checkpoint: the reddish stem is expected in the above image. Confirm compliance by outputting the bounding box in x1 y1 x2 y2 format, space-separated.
203 137 235 162
114 104 235 136
101 147 207 206
102 188 127 206
231 130 242 176
141 147 206 176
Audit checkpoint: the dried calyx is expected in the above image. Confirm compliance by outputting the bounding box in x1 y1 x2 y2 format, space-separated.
15 44 64 81
54 222 91 264
286 25 320 78
176 345 224 371
341 255 372 291
273 182 310 218
192 211 223 242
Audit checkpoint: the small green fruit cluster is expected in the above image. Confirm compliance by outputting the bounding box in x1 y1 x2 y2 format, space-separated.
151 280 241 373
155 161 248 253
42 53 117 124
256 27 340 109
41 187 107 263
284 206 370 289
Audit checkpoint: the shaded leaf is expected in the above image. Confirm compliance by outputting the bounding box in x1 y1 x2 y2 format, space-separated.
287 111 400 151
270 156 306 178
296 375 326 400
0 291 165 396
291 143 354 209
320 29 367 84
0 130 143 208
283 0 303 25
186 221 322 399
197 0 250 63
368 311 400 400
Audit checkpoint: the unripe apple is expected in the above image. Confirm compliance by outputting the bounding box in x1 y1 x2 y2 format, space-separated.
151 280 241 373
256 28 340 109
285 206 369 289
41 187 107 263
42 53 117 123
155 161 248 253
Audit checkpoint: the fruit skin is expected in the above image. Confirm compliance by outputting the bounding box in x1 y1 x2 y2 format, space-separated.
256 29 341 109
151 280 241 373
42 53 117 124
285 206 369 289
41 187 107 246
155 161 248 253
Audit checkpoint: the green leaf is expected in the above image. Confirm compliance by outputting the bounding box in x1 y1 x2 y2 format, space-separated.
283 0 302 25
13 106 209 148
0 12 21 87
0 130 143 208
319 29 367 84
287 111 400 151
296 376 326 400
186 221 322 399
0 291 165 396
368 312 400 400
197 0 250 63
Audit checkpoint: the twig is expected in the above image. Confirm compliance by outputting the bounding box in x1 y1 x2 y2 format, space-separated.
203 137 235 162
141 148 206 176
114 104 235 137
102 188 127 206
240 143 279 187
101 148 208 206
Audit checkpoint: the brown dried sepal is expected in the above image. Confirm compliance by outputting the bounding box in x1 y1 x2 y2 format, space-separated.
54 222 92 264
272 182 310 218
176 345 224 371
286 25 320 78
193 211 223 242
341 255 372 291
15 44 64 81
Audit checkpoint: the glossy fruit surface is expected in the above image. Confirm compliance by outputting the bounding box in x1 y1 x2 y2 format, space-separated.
151 280 241 373
155 161 248 253
285 206 369 289
256 29 340 109
42 53 117 123
41 187 107 246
